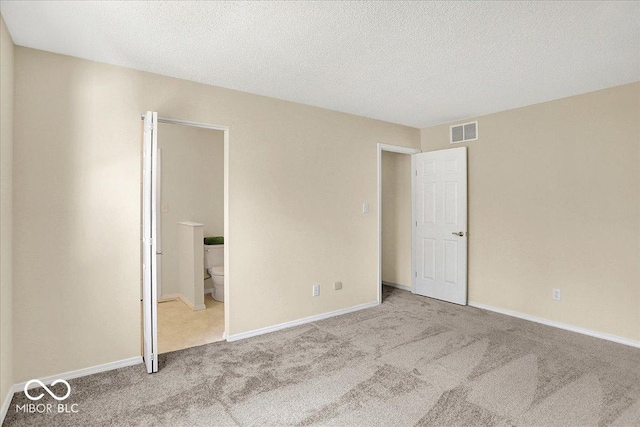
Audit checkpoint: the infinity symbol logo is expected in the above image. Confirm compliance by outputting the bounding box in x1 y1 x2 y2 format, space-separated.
24 379 71 401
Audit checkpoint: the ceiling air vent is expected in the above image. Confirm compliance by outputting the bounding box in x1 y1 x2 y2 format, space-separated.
450 121 478 144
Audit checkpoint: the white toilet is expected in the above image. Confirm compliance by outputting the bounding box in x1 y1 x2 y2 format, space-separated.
204 244 224 302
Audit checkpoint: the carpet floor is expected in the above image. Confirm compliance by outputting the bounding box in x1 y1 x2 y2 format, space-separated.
5 286 640 426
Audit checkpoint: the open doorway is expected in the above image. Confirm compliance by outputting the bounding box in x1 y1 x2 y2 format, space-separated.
376 144 469 307
381 151 413 297
155 122 225 354
141 112 229 373
376 144 420 304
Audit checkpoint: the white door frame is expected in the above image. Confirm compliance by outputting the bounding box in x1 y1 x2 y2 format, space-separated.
142 112 158 373
377 143 421 304
141 114 230 361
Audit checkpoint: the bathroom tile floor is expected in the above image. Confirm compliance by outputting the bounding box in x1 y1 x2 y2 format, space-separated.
157 294 225 354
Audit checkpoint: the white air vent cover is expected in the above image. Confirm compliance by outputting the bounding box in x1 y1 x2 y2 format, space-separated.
450 121 478 144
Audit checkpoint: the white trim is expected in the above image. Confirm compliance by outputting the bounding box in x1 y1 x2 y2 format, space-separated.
377 146 382 305
176 293 206 311
378 143 421 155
1 388 13 425
159 292 180 302
12 357 143 394
142 114 229 131
410 153 416 295
469 301 640 349
163 290 211 305
223 128 230 342
227 301 379 342
377 143 421 305
382 281 412 292
160 291 211 302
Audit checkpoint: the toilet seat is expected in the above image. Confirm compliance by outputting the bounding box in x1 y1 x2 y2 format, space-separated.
209 266 224 276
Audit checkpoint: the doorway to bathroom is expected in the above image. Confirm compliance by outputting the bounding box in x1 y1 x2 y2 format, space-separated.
141 112 229 374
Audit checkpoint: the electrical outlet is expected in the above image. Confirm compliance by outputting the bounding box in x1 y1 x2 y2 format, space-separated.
362 202 369 213
552 288 561 301
333 281 342 290
312 284 320 297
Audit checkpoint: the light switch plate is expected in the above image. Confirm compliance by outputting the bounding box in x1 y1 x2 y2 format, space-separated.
162 203 169 213
362 202 369 213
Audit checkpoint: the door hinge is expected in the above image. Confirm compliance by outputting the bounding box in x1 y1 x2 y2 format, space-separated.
415 221 418 227
415 271 417 278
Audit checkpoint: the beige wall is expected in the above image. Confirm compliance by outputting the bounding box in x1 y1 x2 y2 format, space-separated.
381 151 412 287
421 82 640 341
0 14 14 405
12 47 420 382
158 123 223 297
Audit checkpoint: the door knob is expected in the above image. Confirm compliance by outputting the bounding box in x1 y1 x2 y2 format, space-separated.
452 232 465 236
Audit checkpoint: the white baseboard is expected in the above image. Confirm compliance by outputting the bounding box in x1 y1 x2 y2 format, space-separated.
159 292 181 302
12 356 143 393
1 387 13 426
177 294 206 311
468 301 640 349
227 301 379 342
161 293 207 310
382 281 412 292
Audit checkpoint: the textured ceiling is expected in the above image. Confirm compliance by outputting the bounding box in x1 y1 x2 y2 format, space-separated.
2 1 639 128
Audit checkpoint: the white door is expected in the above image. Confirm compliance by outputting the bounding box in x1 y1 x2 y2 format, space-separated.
142 111 159 373
413 147 467 305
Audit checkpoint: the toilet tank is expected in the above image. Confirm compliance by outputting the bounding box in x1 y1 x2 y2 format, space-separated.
204 244 224 269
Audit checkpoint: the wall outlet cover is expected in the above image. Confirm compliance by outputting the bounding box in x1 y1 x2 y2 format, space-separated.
312 284 320 297
552 288 561 301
